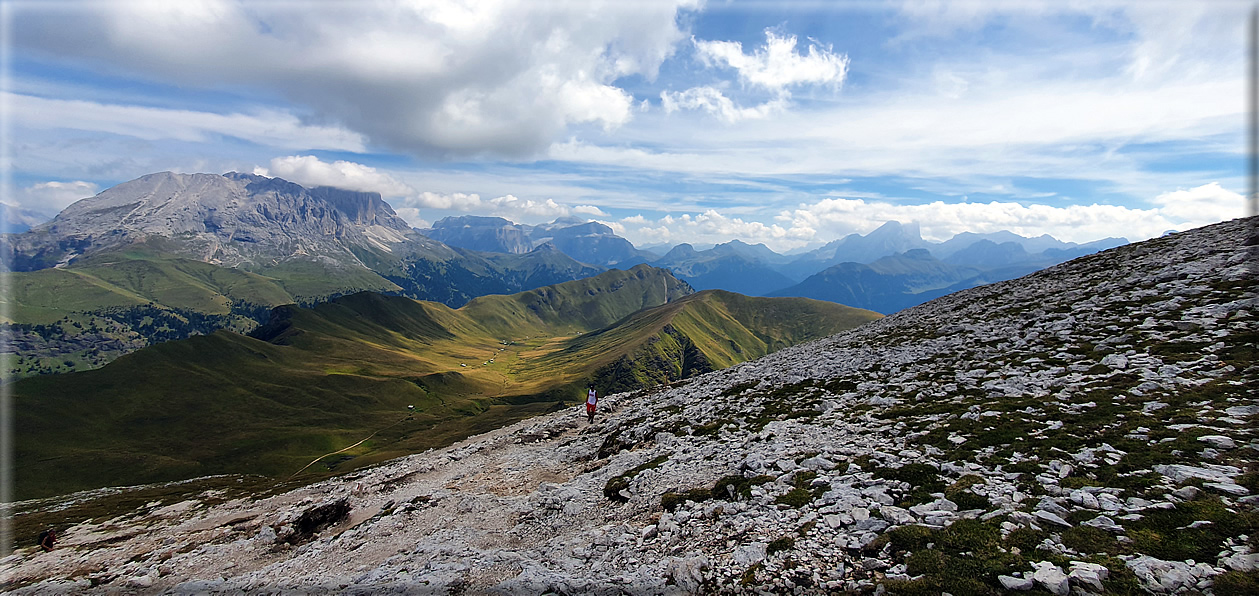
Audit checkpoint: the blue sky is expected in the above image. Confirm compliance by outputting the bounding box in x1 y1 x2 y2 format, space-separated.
2 0 1251 250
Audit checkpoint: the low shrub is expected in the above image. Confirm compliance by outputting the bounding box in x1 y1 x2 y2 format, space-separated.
775 488 813 508
661 488 712 511
767 536 795 555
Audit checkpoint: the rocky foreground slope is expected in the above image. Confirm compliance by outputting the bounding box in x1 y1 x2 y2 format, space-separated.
3 217 1256 594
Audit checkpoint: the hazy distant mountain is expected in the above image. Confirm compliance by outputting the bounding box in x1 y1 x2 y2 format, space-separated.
1041 237 1129 261
422 215 533 254
710 239 792 265
638 221 1125 303
781 221 931 280
941 239 1031 268
650 242 794 296
771 249 1046 314
419 215 652 267
933 230 1068 259
635 242 672 257
661 253 795 296
533 220 651 267
0 203 51 234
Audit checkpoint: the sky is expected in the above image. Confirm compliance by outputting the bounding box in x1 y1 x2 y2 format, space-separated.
1 0 1252 251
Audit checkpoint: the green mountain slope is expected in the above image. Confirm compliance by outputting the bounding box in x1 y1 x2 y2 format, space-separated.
12 266 880 499
553 290 883 392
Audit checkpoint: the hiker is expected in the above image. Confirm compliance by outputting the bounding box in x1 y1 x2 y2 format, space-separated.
586 387 598 423
38 528 56 552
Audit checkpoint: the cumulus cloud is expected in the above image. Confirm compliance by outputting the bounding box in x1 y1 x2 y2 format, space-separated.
596 219 627 235
488 195 570 218
15 180 100 214
392 207 428 229
664 29 848 123
617 209 794 248
1149 182 1246 225
259 155 413 196
413 191 486 211
393 190 586 224
693 30 849 92
13 0 700 157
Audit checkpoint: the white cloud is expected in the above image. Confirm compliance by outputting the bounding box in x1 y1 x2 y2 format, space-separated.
693 30 849 92
573 204 608 216
16 180 100 214
660 86 787 123
663 28 848 123
260 155 413 196
1150 182 1247 225
411 191 485 211
7 93 366 152
13 0 700 157
777 183 1246 245
398 190 579 223
617 208 795 248
610 182 1245 252
597 219 626 235
553 63 1243 203
488 195 570 219
392 208 428 229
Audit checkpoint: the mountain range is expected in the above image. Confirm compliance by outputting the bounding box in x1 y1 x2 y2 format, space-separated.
421 218 1128 312
1 173 608 378
2 171 1125 379
2 172 605 306
12 265 880 499
421 215 652 266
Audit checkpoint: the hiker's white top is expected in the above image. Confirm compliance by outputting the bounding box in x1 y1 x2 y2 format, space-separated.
587 390 597 405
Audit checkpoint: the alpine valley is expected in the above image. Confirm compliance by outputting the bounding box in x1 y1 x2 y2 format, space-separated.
2 172 884 499
3 211 1254 594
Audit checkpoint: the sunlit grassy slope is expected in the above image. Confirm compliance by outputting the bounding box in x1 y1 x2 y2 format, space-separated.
3 241 419 322
13 266 880 499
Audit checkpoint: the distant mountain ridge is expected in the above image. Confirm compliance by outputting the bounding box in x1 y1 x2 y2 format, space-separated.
2 170 1130 379
1 172 606 309
421 215 652 267
417 214 1128 312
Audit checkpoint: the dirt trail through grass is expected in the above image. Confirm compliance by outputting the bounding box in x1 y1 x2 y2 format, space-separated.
289 417 410 479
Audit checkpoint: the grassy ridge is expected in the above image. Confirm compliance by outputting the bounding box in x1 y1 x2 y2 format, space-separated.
4 249 320 325
13 267 881 499
566 290 883 390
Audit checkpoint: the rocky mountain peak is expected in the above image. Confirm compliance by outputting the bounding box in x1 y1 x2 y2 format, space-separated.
3 171 416 271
